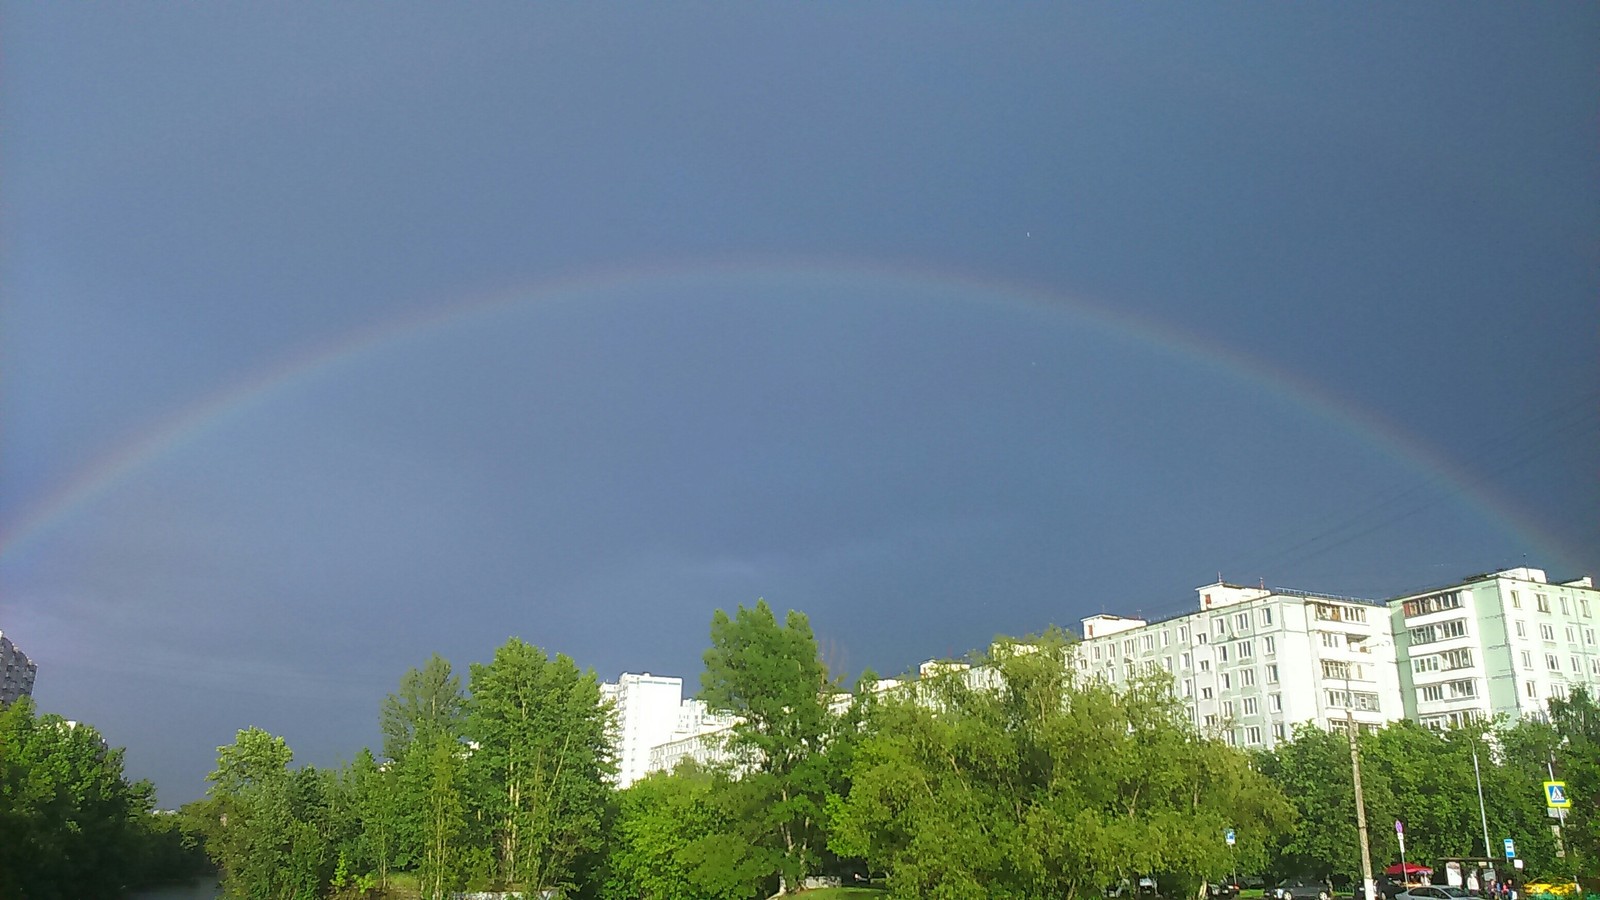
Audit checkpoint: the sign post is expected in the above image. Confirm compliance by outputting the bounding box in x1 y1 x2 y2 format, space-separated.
1396 821 1408 886
1503 838 1516 860
1226 828 1237 892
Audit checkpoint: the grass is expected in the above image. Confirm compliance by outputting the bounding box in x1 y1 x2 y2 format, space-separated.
796 888 891 899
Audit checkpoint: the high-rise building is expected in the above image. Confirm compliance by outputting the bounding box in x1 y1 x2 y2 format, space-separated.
600 672 736 788
0 630 37 706
1077 581 1405 749
1389 567 1600 729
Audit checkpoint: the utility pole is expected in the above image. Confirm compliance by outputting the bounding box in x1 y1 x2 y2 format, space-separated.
1347 705 1376 900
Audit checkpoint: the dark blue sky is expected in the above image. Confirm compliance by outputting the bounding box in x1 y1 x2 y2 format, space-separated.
3 4 1596 804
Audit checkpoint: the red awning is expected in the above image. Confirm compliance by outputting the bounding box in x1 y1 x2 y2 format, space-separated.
1385 864 1433 876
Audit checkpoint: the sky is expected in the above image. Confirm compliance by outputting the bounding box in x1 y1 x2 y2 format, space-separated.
2 4 1596 806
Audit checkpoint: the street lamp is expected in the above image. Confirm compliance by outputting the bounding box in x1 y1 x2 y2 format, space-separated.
1341 634 1376 900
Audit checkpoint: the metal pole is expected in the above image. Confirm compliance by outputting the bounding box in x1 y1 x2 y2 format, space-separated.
1472 741 1492 858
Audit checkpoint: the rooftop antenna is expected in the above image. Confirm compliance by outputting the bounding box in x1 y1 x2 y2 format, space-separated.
1260 577 1266 589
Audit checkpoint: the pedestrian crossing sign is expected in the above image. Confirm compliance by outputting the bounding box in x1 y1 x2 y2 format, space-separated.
1544 780 1570 809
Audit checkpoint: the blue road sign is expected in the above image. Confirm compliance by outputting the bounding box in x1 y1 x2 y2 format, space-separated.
1225 828 1236 846
1503 838 1516 859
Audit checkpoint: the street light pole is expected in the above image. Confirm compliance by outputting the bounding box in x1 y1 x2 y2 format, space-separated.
1471 739 1492 858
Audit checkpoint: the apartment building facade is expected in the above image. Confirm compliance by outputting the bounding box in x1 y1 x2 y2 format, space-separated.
0 630 36 706
600 672 736 788
1077 581 1405 750
1390 567 1600 729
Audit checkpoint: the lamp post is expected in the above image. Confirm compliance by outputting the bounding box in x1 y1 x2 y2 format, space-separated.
1341 634 1376 900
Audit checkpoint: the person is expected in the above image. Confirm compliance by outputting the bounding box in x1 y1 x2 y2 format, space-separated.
1468 872 1480 895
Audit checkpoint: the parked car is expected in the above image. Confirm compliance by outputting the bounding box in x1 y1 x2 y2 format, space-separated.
1395 887 1470 900
1209 880 1242 899
1273 877 1333 900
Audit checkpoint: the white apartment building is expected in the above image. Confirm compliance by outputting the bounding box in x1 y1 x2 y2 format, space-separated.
1077 581 1404 749
600 672 736 788
0 630 36 706
1390 567 1600 729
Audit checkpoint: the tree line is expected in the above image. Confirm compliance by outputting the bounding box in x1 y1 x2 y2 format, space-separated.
4 600 1596 898
0 697 210 899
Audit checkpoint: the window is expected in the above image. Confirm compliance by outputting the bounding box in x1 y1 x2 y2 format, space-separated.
1236 612 1250 630
1515 621 1527 638
1581 599 1591 618
1197 633 1209 645
1537 594 1551 613
1420 685 1445 702
1200 659 1212 673
1267 664 1279 683
1322 632 1343 648
1218 645 1230 662
1107 665 1118 681
1585 627 1595 646
1403 591 1463 618
1204 714 1218 728
1546 653 1560 671
1182 678 1193 697
1161 630 1171 647
1242 668 1256 686
1142 634 1155 652
1163 656 1173 673
1447 679 1476 699
1124 639 1135 656
1566 626 1577 644
1526 681 1539 699
1260 607 1274 626
1246 726 1262 745
1511 590 1521 609
1571 656 1582 673
1413 655 1441 674
1221 673 1231 690
1093 646 1103 661
1214 618 1228 636
1201 687 1214 700
1238 640 1253 658
1521 650 1533 669
1264 636 1276 655
1273 722 1286 740
1438 619 1467 640
1243 697 1258 715
1223 700 1235 717
1224 730 1237 746
1560 597 1570 615
1541 624 1556 641
1322 660 1353 679
1269 693 1282 712
1315 603 1368 623
1181 652 1192 669
1409 625 1435 645
1178 625 1189 642
1442 648 1473 670
1590 659 1600 676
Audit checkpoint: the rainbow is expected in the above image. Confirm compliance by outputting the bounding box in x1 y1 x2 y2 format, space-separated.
0 257 1577 571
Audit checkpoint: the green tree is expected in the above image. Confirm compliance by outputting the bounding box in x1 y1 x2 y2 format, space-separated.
465 637 615 893
0 698 156 899
603 765 769 900
201 727 331 900
381 653 466 763
832 637 1293 900
700 599 836 891
1547 686 1599 875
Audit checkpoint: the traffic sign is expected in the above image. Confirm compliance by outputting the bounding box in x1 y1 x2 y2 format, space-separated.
1395 820 1404 835
1503 838 1516 859
1544 781 1571 809
1225 828 1236 847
